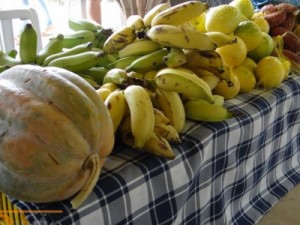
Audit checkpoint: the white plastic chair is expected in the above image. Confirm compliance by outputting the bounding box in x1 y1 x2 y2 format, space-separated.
0 7 42 52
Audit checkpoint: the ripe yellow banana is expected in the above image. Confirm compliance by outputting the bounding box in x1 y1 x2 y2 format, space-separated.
103 68 129 86
206 32 238 48
124 85 155 149
153 108 171 125
184 97 233 122
100 82 119 92
36 34 64 65
155 67 214 103
155 88 185 133
154 123 181 144
43 41 94 66
163 47 187 68
147 24 216 51
104 90 127 132
103 26 136 54
68 17 99 32
125 48 168 73
192 69 221 90
118 39 162 58
96 87 112 101
151 1 208 26
126 15 146 32
143 3 170 28
19 23 37 64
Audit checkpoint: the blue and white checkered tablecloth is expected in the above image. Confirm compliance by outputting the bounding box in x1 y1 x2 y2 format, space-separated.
13 75 300 225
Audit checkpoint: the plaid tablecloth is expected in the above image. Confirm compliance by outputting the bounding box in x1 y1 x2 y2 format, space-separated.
12 75 300 225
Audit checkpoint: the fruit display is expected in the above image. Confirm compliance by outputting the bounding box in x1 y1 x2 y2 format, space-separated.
0 0 300 207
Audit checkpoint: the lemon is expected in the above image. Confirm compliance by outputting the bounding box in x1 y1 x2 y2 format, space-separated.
216 36 247 68
205 5 242 34
254 56 285 89
247 32 274 62
242 57 257 71
234 20 262 51
190 12 206 32
251 16 270 33
213 73 240 99
229 0 255 19
231 65 256 93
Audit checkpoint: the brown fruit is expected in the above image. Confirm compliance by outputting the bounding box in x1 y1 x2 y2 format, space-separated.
264 9 287 28
282 31 300 53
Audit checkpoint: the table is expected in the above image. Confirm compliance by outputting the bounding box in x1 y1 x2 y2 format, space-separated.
12 75 300 225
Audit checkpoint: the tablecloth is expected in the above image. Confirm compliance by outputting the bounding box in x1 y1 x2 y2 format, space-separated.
12 75 300 225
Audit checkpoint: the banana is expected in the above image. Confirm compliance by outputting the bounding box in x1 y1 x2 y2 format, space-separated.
108 56 140 69
68 17 99 32
47 51 103 73
124 85 155 148
102 68 129 86
193 69 221 90
163 47 187 68
103 26 136 54
63 30 96 48
185 50 225 77
154 123 181 144
0 51 21 66
126 15 146 32
147 24 216 51
125 48 168 73
151 1 208 26
155 67 215 103
100 82 119 92
36 34 64 65
19 23 37 64
96 87 112 101
184 97 233 122
118 39 162 58
154 108 171 125
84 66 108 84
104 89 127 132
143 3 170 28
80 74 100 89
93 28 114 49
0 65 10 73
206 32 238 48
94 52 118 68
155 88 185 133
43 41 94 66
6 49 18 59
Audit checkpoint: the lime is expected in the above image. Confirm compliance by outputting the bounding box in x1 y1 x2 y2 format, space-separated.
216 36 247 68
229 0 255 19
254 56 285 89
234 20 262 51
247 32 274 62
205 5 242 34
231 65 256 93
213 73 240 99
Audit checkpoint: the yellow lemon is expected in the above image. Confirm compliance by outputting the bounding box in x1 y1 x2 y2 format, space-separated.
205 5 242 34
234 20 262 51
242 57 257 72
216 36 247 68
251 16 270 33
213 73 240 99
247 32 275 62
254 56 285 89
229 0 255 19
231 65 256 93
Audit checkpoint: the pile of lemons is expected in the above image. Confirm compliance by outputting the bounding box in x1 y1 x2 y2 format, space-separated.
192 0 290 99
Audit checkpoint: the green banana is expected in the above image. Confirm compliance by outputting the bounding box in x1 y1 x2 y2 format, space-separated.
184 97 233 122
147 24 216 51
108 56 140 69
0 65 10 73
47 51 103 73
94 53 118 68
43 41 94 66
93 28 113 48
163 47 187 68
102 68 129 86
84 66 108 84
151 1 208 26
36 34 64 65
63 30 96 48
143 3 170 28
19 23 37 64
125 48 168 73
155 67 214 103
79 74 100 89
103 26 136 54
6 49 18 59
118 39 162 58
68 17 100 32
0 50 21 67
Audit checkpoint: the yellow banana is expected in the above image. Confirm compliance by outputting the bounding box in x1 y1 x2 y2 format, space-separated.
184 97 233 122
147 24 216 51
103 68 129 86
192 69 221 90
154 123 181 144
36 34 64 65
63 30 96 48
68 17 99 32
155 67 214 103
103 26 136 54
124 85 155 149
153 108 171 125
0 51 21 67
125 48 168 73
96 87 112 101
155 88 185 133
143 3 170 28
126 15 146 32
43 41 94 66
100 82 119 92
151 1 208 26
19 23 37 64
206 32 238 48
163 47 187 68
104 90 127 132
118 39 162 58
